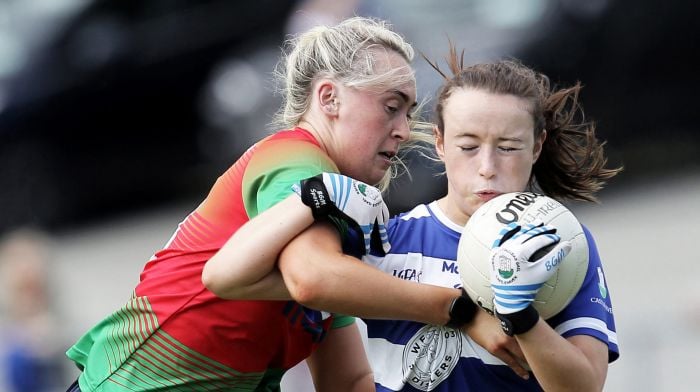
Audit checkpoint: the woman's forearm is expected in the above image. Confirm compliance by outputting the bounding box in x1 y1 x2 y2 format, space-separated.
517 320 609 391
279 222 460 325
202 195 313 299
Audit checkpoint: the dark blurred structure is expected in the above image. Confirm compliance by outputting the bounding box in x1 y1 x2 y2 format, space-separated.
515 0 699 181
0 0 697 234
0 0 295 234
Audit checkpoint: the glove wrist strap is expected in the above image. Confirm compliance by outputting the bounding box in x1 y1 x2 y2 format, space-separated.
299 176 335 220
496 305 539 336
446 288 478 328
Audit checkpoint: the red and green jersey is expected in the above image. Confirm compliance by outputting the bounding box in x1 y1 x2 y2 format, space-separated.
67 128 355 391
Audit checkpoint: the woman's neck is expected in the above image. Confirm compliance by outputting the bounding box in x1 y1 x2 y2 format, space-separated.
297 119 330 154
436 195 469 227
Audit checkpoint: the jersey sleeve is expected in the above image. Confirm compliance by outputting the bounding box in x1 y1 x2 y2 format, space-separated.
331 315 355 329
547 225 620 362
241 133 360 251
241 136 338 217
242 132 360 325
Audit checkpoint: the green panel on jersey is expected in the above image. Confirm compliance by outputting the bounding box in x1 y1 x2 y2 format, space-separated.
68 295 272 391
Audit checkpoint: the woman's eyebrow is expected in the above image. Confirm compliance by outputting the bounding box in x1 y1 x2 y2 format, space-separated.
389 89 417 108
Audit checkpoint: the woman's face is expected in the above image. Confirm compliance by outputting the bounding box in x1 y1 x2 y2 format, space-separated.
328 51 416 185
436 87 544 225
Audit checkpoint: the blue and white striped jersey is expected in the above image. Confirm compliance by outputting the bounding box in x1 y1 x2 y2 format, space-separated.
363 201 619 391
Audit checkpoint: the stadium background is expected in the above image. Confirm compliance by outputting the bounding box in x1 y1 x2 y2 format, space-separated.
0 0 698 390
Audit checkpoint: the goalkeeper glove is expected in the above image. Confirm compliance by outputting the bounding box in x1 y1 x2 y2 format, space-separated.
295 173 390 255
489 221 571 335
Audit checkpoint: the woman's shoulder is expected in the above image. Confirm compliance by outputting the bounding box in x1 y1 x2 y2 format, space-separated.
391 203 432 224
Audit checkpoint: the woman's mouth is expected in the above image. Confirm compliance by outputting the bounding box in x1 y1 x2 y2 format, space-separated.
475 191 500 202
378 150 396 164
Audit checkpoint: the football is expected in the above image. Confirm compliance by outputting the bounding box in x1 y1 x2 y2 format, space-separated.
457 192 589 319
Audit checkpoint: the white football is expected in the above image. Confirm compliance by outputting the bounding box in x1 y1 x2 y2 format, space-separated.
457 192 589 319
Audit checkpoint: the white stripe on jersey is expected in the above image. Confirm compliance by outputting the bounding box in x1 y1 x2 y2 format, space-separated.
554 317 619 345
399 204 431 221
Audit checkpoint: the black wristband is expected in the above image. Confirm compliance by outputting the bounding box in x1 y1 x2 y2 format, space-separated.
299 176 334 220
446 288 478 328
496 305 540 336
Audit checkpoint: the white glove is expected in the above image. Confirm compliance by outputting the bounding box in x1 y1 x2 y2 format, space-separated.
295 173 391 255
489 222 571 315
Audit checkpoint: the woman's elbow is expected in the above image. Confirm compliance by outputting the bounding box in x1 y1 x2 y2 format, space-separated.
201 265 220 294
201 262 234 298
284 268 327 307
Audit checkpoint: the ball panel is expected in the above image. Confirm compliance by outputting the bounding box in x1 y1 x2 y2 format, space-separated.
457 218 494 312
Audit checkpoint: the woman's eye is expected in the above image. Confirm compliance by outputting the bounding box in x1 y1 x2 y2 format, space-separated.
459 146 477 151
386 106 398 113
499 146 519 152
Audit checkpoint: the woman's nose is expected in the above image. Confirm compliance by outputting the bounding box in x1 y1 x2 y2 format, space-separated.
393 117 410 142
478 149 496 179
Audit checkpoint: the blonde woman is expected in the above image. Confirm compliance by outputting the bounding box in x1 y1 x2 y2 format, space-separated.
67 17 421 391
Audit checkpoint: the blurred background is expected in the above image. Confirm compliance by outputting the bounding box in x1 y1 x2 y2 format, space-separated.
0 0 698 390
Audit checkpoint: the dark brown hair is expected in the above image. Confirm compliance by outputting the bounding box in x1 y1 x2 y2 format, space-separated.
425 45 621 202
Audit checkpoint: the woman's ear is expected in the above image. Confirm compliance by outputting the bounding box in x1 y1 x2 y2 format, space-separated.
434 125 446 161
533 129 546 162
318 81 338 116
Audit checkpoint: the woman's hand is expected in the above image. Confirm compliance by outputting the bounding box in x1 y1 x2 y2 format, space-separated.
463 308 530 379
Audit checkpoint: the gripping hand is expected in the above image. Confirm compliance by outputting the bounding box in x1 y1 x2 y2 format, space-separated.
489 222 571 335
295 173 390 255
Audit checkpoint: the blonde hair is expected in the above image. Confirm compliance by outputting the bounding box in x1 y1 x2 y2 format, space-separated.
273 17 418 190
273 16 415 129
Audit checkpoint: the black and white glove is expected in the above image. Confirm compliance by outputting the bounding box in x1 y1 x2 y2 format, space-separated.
294 173 390 255
489 221 571 335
